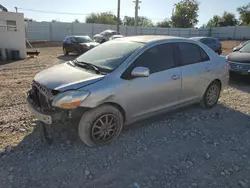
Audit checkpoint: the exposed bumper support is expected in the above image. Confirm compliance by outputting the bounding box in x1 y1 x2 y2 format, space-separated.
27 96 64 124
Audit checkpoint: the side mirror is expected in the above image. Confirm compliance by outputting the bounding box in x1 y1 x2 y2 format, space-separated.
232 47 238 52
131 67 149 77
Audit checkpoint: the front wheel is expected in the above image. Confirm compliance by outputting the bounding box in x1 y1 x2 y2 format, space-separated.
78 105 123 147
200 81 221 109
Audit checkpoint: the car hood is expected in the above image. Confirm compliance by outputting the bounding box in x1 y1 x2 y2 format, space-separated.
34 62 105 91
79 42 99 47
227 52 250 64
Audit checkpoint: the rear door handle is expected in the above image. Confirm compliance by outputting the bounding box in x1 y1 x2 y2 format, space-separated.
205 68 211 72
171 75 180 80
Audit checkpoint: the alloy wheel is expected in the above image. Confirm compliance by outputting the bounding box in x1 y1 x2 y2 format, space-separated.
206 84 219 106
91 114 119 144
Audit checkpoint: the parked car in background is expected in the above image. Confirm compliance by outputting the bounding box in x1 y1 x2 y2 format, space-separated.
227 41 250 75
232 40 250 52
27 35 229 147
190 37 222 55
93 30 119 43
109 35 124 40
63 36 99 55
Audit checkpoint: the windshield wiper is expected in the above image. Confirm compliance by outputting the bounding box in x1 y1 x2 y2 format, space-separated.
73 60 104 74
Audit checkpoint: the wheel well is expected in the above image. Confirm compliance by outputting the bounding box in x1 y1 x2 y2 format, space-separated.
213 79 222 89
103 102 126 122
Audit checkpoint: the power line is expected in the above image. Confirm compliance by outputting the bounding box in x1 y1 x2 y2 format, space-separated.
17 7 167 22
17 7 116 16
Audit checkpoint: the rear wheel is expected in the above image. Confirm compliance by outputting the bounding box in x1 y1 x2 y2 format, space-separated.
200 81 221 109
78 105 123 147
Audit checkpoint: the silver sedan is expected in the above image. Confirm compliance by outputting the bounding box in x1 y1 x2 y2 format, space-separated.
27 35 229 147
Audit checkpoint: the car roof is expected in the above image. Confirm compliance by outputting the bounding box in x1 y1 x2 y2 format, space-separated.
190 36 218 41
100 30 117 33
115 35 184 43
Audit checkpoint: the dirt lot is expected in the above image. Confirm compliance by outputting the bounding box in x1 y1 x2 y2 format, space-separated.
0 41 250 188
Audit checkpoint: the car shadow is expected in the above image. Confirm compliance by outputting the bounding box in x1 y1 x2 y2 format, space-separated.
57 55 78 61
229 73 250 93
1 104 250 187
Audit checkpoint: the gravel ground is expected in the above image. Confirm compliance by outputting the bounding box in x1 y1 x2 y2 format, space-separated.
0 42 250 188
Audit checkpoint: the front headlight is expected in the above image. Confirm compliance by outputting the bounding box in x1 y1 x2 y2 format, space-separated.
52 90 89 109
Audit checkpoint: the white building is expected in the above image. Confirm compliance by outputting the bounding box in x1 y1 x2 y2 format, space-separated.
0 11 26 59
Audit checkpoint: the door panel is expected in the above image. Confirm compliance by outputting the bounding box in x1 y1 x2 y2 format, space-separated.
177 43 213 103
120 43 181 120
123 68 181 119
180 61 213 103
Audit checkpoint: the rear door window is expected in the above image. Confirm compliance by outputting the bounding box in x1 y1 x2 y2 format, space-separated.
64 37 71 43
202 39 210 45
71 37 77 43
202 38 214 45
178 43 210 66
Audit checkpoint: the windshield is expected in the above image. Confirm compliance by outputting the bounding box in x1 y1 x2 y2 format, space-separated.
76 36 93 43
240 40 250 47
76 41 144 73
239 42 250 53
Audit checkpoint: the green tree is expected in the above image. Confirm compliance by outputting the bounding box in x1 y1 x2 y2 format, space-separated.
206 15 221 27
85 12 120 25
51 20 58 23
200 23 208 28
221 12 238 26
156 18 171 28
24 18 35 22
237 3 250 25
73 19 80 23
123 16 154 27
171 0 199 28
205 12 238 27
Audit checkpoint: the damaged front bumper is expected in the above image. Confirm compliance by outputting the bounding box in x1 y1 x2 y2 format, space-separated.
27 95 66 125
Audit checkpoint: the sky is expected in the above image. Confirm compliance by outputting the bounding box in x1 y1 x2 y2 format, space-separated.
1 0 250 27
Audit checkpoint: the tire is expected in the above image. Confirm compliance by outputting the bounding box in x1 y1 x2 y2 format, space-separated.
78 105 123 147
63 47 68 55
200 81 221 109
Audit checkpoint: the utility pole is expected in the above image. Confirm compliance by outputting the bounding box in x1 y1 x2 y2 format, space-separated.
14 7 18 12
133 0 141 27
172 4 176 17
117 0 121 33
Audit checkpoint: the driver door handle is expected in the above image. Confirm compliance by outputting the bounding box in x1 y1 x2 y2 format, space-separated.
171 75 180 80
205 68 211 72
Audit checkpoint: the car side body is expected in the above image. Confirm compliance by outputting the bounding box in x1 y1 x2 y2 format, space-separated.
63 35 99 55
190 37 222 55
27 35 229 146
93 30 119 43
